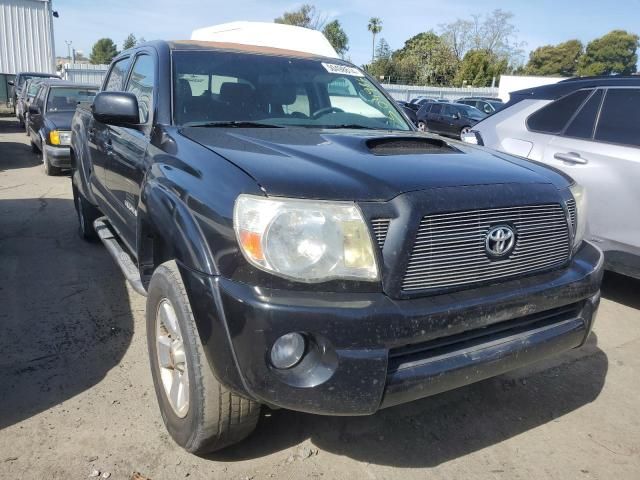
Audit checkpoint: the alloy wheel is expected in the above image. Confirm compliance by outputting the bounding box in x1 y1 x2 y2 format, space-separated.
156 298 190 418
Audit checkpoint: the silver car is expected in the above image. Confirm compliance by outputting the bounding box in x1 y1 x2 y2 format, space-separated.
463 78 640 278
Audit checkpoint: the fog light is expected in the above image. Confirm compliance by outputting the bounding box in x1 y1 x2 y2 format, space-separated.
270 333 306 369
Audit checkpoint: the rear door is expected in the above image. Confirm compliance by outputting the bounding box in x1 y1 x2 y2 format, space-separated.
542 88 640 254
426 103 444 132
104 52 156 252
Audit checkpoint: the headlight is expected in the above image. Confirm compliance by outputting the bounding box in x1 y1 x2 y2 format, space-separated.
233 195 379 283
570 183 587 249
49 130 71 146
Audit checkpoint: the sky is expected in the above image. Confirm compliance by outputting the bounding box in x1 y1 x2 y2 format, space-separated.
51 0 640 66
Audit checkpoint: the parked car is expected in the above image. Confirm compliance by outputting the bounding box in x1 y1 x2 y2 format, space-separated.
16 78 45 129
462 76 640 279
27 80 97 175
8 71 60 114
396 101 418 124
71 38 602 454
416 102 487 138
456 97 505 114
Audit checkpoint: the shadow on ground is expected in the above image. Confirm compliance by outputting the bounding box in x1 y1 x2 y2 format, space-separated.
601 271 640 310
0 197 134 429
214 332 607 467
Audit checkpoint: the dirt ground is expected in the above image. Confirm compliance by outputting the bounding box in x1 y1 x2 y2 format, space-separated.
0 115 639 480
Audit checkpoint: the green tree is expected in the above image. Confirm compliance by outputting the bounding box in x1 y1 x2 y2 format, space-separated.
577 30 639 76
368 38 395 81
123 33 137 50
89 38 118 65
275 4 325 29
323 20 349 57
367 17 383 64
393 31 458 85
525 40 583 76
454 49 507 86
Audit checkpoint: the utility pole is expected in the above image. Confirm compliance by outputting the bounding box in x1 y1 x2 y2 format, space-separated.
65 40 73 64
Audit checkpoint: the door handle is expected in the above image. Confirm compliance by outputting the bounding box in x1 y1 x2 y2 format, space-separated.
554 152 588 165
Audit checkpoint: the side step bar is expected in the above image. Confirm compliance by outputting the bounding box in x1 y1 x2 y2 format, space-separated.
94 217 147 297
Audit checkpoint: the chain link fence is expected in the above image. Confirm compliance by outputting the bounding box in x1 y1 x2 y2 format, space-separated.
382 84 499 102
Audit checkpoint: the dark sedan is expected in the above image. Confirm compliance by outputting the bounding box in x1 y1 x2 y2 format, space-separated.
28 80 97 175
416 102 487 139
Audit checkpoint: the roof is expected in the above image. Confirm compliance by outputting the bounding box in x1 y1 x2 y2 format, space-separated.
167 40 335 60
509 75 640 101
189 22 339 58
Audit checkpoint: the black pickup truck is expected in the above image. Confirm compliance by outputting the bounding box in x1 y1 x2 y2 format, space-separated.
70 40 603 453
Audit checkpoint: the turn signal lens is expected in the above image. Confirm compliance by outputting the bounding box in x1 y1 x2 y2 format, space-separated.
49 130 60 145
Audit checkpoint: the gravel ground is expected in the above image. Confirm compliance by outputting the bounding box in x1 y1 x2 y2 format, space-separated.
1 116 639 480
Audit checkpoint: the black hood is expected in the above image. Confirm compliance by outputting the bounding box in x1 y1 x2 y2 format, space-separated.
181 128 570 201
44 111 74 131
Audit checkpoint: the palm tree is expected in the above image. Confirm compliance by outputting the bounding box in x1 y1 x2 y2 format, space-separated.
367 17 383 64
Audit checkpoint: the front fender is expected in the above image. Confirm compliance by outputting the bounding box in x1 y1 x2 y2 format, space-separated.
138 179 218 277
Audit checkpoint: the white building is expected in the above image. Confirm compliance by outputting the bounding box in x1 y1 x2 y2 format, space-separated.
0 0 56 74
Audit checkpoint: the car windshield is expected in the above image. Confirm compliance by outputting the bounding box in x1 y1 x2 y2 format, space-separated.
173 50 410 131
19 74 57 87
46 87 97 112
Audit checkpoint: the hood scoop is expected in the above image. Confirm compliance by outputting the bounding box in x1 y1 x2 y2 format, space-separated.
366 137 460 156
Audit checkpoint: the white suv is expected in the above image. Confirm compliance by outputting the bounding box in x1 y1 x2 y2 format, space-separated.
463 77 640 279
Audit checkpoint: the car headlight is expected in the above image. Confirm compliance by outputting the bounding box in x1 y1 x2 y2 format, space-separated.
570 183 587 249
233 194 379 283
49 130 71 146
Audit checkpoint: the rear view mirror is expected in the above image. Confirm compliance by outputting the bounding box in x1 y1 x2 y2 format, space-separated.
91 91 140 126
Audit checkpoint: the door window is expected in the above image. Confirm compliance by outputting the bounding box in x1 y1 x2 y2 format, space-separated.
527 89 592 134
430 104 443 114
594 89 640 147
104 57 131 91
125 55 155 124
563 89 603 140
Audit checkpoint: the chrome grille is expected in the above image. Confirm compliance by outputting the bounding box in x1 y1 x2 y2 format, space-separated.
402 204 571 291
566 199 576 231
371 219 391 248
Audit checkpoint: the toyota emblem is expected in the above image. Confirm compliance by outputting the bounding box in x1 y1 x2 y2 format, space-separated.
485 225 516 257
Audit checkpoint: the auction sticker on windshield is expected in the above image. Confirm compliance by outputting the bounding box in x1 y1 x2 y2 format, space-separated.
322 63 364 77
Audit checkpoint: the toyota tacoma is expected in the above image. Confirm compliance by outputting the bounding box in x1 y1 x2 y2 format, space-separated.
70 39 603 453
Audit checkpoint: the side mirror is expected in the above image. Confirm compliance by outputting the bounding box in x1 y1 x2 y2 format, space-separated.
91 91 140 126
28 105 40 115
8 80 14 86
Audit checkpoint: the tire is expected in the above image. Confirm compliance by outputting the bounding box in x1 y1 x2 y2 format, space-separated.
72 185 99 241
146 261 260 453
459 126 472 139
417 121 427 132
43 146 62 176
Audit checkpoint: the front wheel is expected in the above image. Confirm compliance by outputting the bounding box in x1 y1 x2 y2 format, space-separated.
146 261 260 453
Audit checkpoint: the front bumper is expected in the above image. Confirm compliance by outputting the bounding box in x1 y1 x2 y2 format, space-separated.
44 145 71 167
182 241 603 415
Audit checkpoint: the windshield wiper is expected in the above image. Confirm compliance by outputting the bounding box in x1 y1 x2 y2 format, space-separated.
186 121 283 128
319 124 380 130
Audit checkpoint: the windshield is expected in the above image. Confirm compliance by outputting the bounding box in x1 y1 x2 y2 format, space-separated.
46 87 97 112
173 50 410 131
19 74 57 88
